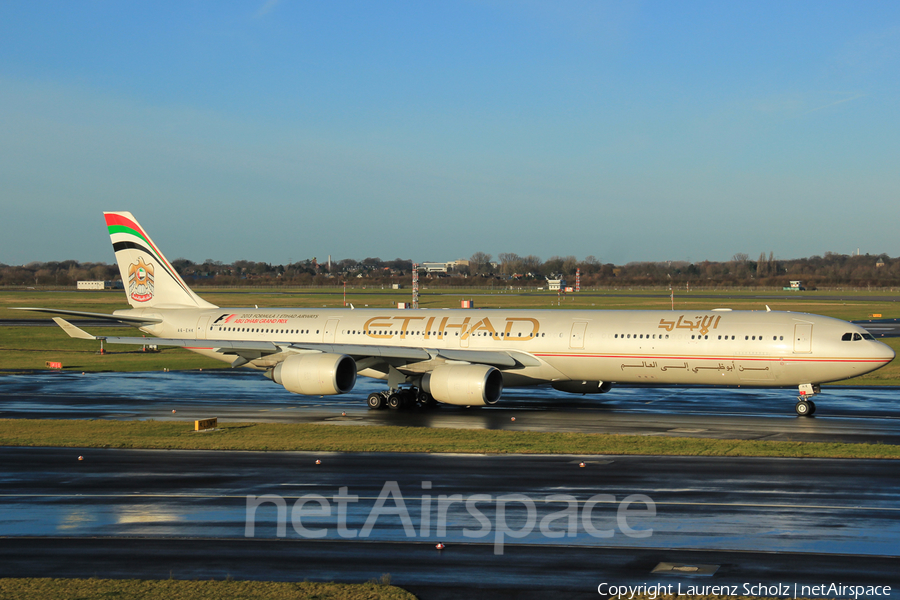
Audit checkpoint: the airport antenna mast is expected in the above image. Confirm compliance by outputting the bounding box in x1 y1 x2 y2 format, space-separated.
412 264 419 309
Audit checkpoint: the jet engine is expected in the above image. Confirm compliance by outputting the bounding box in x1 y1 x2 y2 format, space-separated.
271 353 357 396
551 380 613 395
421 364 503 406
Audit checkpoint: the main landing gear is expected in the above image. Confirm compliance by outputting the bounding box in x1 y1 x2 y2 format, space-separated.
795 383 820 417
367 387 438 410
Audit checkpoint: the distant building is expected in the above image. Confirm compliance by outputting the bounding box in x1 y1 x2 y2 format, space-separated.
77 280 123 290
421 262 449 273
420 259 469 273
547 278 566 291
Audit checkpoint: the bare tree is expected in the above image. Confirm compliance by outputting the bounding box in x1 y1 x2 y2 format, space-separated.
498 253 522 276
469 252 493 275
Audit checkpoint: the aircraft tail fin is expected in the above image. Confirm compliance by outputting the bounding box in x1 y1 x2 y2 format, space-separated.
104 212 217 309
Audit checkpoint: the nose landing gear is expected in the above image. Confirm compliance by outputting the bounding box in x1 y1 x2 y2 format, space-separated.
795 383 820 417
795 399 816 416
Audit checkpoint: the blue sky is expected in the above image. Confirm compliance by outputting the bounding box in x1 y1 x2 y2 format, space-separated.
1 1 898 266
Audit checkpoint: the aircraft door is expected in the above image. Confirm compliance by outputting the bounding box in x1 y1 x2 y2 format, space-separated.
569 322 587 349
196 316 210 340
323 319 339 343
793 323 812 353
459 325 469 348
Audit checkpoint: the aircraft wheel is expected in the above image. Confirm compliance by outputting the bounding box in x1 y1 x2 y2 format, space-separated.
795 400 811 417
387 394 402 410
367 393 385 410
807 400 816 415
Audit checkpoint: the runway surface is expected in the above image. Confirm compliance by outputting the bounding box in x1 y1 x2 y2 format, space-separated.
2 370 900 445
2 370 900 596
0 447 898 598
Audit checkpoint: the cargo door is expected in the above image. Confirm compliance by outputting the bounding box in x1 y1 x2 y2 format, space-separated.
793 323 812 354
569 322 587 350
323 318 340 343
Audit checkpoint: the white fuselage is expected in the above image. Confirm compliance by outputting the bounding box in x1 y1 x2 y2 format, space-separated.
122 306 895 389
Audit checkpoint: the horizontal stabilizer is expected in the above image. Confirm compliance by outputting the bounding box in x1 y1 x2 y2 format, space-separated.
52 318 97 340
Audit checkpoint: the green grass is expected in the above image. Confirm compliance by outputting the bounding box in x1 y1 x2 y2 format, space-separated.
0 577 415 600
3 287 900 319
0 326 224 372
2 420 898 459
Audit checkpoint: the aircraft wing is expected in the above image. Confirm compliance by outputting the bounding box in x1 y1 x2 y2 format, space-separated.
52 318 540 369
283 343 538 368
15 307 162 325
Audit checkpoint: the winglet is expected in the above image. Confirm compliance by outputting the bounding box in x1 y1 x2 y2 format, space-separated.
52 318 100 340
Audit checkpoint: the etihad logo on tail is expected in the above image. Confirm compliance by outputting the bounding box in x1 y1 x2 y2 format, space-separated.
128 257 155 303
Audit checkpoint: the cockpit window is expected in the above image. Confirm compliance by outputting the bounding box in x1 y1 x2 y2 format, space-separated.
843 332 874 341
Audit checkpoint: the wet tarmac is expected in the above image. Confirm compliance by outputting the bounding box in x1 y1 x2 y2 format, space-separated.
0 447 898 598
2 370 900 444
2 371 900 596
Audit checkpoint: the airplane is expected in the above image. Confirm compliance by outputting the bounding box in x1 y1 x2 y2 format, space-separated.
17 212 895 417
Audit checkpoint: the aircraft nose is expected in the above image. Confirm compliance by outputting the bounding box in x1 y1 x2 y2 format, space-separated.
880 340 897 362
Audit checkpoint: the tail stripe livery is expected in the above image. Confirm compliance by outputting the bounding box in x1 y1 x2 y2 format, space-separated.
104 212 216 309
104 213 192 299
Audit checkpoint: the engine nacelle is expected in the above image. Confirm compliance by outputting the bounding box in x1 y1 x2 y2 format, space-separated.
551 380 613 395
422 364 503 406
272 353 357 396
